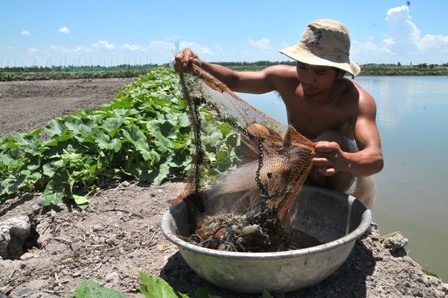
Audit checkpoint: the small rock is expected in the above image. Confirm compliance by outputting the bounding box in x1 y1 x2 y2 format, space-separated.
9 279 48 297
105 272 120 283
442 283 448 295
92 224 104 232
383 233 408 253
105 235 116 245
20 252 34 261
120 181 130 188
0 216 31 259
49 210 57 218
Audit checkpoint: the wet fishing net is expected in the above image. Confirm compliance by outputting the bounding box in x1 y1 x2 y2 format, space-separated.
170 65 315 252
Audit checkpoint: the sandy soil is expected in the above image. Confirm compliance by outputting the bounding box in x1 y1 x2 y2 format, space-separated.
0 79 447 297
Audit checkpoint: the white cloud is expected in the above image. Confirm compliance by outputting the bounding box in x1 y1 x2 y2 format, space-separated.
382 38 395 48
247 38 272 51
419 34 448 52
118 40 175 52
121 44 140 51
50 41 118 54
50 45 91 53
92 40 116 50
21 30 30 36
47 39 175 63
385 5 421 53
27 48 39 55
58 26 70 34
179 42 213 56
354 5 448 64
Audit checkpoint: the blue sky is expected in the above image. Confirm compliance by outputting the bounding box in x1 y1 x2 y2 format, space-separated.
2 0 448 67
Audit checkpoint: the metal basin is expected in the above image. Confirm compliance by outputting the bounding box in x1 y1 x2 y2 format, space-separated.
161 185 372 294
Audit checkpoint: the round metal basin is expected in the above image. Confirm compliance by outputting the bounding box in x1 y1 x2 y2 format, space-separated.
161 185 372 294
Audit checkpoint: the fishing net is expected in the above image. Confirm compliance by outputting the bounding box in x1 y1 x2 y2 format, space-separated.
170 65 315 252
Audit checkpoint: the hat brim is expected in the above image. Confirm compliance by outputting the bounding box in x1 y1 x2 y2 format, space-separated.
279 45 361 77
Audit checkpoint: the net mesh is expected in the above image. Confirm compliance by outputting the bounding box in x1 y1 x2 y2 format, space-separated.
171 65 315 251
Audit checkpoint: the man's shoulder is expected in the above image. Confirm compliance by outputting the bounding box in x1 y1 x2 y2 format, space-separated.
338 78 367 96
261 64 294 73
264 64 298 80
339 79 376 112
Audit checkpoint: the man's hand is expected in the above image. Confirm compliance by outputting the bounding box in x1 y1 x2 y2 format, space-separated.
312 141 350 176
172 48 200 73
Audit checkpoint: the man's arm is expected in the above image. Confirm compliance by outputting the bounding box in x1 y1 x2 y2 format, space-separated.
346 89 384 176
173 48 282 94
313 88 384 177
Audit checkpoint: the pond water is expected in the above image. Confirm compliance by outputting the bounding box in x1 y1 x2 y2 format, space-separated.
237 75 448 281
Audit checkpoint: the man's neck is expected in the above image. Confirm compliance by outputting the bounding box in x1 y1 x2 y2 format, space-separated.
303 88 335 105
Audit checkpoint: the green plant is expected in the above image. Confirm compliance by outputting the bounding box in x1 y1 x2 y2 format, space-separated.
66 280 124 298
0 66 240 207
68 273 273 298
139 272 190 298
424 268 441 280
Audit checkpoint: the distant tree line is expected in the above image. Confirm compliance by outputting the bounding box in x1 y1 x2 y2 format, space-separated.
0 64 157 73
214 61 448 75
1 61 447 81
359 62 448 76
0 64 158 81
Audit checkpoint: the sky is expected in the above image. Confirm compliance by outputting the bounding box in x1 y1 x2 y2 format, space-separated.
2 0 448 68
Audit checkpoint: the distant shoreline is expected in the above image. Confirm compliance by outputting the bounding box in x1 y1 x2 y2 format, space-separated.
226 63 448 76
1 62 447 81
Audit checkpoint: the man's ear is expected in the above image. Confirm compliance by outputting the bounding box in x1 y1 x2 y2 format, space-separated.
338 70 346 78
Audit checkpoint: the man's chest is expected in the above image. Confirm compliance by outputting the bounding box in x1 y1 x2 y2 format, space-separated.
284 100 351 139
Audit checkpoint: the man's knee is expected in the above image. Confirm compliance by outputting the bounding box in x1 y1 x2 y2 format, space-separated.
309 130 355 192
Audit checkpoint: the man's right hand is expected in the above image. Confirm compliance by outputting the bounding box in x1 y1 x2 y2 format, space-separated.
172 48 200 73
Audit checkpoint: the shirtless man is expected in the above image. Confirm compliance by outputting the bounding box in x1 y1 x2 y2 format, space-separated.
173 19 383 207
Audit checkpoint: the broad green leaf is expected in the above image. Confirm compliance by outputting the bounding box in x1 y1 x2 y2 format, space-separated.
202 129 224 148
43 159 64 177
0 174 26 198
122 125 155 161
95 137 115 151
152 161 170 185
215 150 232 172
101 117 124 138
42 170 70 205
42 182 66 206
67 280 124 298
139 272 188 298
217 122 233 136
73 194 89 208
0 153 14 166
152 131 173 153
45 119 66 137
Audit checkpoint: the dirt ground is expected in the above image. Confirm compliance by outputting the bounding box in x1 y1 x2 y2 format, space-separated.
0 79 447 297
0 78 134 136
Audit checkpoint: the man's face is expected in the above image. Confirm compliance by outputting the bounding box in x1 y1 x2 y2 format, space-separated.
296 62 339 96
